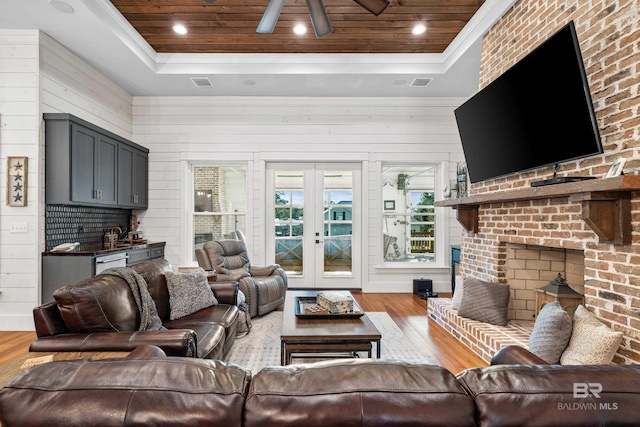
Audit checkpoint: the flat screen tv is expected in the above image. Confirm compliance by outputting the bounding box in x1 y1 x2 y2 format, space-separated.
454 21 603 184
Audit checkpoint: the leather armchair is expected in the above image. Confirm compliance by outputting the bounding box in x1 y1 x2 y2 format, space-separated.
196 240 287 317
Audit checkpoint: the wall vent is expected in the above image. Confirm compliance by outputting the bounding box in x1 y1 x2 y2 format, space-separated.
190 77 213 87
410 78 432 87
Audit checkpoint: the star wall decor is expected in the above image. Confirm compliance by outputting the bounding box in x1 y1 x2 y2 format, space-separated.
7 157 28 207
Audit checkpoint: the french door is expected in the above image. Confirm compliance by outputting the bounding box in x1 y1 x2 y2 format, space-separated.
266 163 361 289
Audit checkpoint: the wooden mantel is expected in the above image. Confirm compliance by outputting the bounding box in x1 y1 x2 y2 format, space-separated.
435 175 640 245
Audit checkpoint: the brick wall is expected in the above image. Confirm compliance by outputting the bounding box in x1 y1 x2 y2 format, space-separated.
460 0 640 363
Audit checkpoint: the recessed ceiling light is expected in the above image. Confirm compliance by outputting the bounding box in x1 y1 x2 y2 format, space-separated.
412 24 427 35
49 0 74 14
293 24 307 35
173 24 188 35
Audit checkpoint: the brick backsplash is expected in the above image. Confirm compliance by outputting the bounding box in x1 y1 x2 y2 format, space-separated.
459 0 640 363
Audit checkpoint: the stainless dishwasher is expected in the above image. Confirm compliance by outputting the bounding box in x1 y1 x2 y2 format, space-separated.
95 252 128 274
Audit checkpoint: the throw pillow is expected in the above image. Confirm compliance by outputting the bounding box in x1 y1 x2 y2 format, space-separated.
166 269 218 320
560 305 623 365
451 275 464 310
457 277 510 326
528 302 572 364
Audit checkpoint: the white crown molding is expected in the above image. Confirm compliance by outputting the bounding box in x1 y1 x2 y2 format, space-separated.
441 0 518 70
84 0 513 77
81 0 157 70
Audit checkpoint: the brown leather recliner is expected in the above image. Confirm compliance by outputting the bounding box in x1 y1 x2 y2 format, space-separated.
196 240 287 317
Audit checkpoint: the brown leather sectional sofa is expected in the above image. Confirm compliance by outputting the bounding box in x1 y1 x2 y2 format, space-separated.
30 259 239 359
1 345 638 426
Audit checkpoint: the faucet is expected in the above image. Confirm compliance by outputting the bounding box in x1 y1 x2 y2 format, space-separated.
106 227 123 249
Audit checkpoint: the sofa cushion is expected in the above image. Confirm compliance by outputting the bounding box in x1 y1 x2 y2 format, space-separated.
560 305 623 365
244 359 475 427
528 302 572 364
457 364 640 426
53 274 139 332
457 277 510 326
166 269 218 320
0 358 250 427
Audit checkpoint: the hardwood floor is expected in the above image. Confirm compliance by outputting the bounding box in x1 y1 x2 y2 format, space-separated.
0 293 486 373
351 292 486 373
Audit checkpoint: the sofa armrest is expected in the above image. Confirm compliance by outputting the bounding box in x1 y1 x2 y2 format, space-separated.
29 330 198 357
127 345 167 358
218 272 250 282
211 280 239 305
491 345 549 365
33 301 70 337
249 265 276 276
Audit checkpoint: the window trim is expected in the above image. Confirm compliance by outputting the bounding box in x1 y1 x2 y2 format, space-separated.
376 160 449 269
181 160 251 267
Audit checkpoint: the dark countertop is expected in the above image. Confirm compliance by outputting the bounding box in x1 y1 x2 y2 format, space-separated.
43 241 165 256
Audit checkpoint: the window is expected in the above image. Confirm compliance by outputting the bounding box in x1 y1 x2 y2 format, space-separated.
193 166 247 258
382 166 437 263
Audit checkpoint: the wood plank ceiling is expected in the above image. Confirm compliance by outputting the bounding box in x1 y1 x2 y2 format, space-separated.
110 0 486 54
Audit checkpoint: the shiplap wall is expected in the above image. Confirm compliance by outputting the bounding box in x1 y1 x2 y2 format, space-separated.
0 30 133 330
0 30 40 329
132 96 465 293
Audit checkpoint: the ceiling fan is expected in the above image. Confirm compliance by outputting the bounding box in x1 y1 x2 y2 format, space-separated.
204 0 390 38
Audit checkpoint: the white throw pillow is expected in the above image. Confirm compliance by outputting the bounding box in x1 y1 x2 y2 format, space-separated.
560 305 623 365
451 275 464 310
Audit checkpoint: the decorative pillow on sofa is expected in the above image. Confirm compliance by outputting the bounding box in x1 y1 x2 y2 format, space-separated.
457 277 510 326
528 302 572 364
560 305 623 365
165 269 218 320
451 275 464 310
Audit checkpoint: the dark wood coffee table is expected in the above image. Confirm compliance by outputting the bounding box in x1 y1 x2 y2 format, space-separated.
280 290 381 365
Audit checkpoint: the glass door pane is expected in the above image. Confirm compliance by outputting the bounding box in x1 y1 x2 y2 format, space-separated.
322 172 353 276
274 172 304 275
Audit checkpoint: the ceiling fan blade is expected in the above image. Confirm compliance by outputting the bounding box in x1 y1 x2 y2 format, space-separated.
305 0 333 37
352 0 390 16
257 0 286 33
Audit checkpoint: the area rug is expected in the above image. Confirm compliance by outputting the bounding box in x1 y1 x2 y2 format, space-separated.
226 311 436 373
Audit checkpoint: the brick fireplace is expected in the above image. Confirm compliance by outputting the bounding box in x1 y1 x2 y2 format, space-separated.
506 243 584 321
441 0 640 364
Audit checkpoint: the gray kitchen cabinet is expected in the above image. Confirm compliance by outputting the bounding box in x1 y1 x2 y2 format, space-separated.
44 113 148 209
118 143 148 209
70 124 118 205
126 243 164 266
